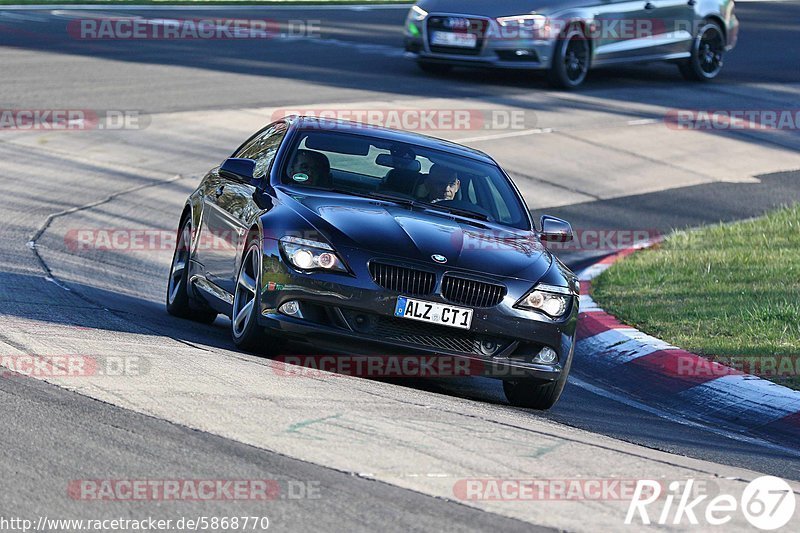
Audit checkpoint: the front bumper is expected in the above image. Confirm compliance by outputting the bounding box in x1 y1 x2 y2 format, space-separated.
404 13 556 71
405 36 554 71
256 240 578 381
726 14 739 51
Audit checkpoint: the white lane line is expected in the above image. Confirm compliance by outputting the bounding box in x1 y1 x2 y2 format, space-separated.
0 4 412 11
569 375 800 458
456 115 669 144
455 128 554 143
296 36 405 56
51 12 406 57
627 118 659 126
50 9 139 18
349 4 409 10
0 11 49 21
0 0 784 8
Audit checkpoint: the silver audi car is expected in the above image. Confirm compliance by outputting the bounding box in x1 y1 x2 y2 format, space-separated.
404 0 739 88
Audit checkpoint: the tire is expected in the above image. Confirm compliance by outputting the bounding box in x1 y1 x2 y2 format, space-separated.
548 24 591 89
417 61 453 75
231 236 277 353
678 21 725 81
166 217 218 324
503 352 572 409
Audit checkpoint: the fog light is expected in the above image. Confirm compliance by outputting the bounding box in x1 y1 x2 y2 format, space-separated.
346 312 377 334
279 301 302 318
479 339 499 356
534 346 557 364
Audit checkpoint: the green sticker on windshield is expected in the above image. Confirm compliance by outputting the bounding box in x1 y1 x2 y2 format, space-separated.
292 173 309 182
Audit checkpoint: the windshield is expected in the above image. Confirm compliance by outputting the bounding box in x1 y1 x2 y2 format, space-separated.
280 129 531 230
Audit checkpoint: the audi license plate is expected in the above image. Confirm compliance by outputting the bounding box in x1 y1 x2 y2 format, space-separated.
430 31 477 48
394 296 473 330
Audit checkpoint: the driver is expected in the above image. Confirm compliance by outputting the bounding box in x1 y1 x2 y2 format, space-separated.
288 149 331 187
424 164 460 203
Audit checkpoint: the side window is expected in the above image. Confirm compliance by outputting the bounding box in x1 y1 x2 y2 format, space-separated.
236 123 287 179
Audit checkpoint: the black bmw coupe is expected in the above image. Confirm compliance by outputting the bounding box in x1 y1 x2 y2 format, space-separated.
167 116 579 409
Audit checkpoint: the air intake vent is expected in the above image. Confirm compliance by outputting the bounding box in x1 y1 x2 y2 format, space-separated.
442 276 506 307
369 262 436 296
340 309 512 356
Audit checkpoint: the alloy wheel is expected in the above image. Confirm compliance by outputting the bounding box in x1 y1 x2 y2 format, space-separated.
167 221 191 306
232 243 260 338
563 35 589 84
698 26 724 76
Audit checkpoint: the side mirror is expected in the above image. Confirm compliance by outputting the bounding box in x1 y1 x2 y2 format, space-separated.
539 215 573 242
219 158 260 186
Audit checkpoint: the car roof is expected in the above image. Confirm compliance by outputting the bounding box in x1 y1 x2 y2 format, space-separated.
287 115 497 165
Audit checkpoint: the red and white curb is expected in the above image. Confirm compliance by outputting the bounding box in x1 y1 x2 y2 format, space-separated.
574 241 800 442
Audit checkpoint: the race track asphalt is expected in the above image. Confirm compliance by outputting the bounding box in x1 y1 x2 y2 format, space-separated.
0 3 799 529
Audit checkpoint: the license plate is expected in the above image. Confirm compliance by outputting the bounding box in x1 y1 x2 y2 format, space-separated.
430 31 477 48
394 297 473 330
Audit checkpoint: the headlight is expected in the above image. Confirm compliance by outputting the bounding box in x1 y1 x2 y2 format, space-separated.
408 5 428 22
496 14 546 29
515 283 571 318
279 236 347 273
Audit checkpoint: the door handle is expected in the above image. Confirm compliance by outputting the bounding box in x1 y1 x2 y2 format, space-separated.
644 2 656 9
215 185 225 198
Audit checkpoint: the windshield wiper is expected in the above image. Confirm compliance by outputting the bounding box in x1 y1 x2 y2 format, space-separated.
294 187 487 221
425 204 490 222
365 192 420 207
293 186 421 208
367 191 490 222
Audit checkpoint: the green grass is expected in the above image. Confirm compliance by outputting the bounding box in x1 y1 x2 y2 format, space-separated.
592 204 800 389
0 0 412 5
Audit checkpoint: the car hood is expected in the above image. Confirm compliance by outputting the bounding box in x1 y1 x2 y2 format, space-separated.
284 190 551 282
416 0 577 18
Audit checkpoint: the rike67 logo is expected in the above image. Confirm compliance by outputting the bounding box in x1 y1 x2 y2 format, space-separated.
626 476 795 530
